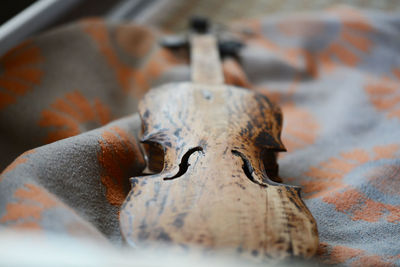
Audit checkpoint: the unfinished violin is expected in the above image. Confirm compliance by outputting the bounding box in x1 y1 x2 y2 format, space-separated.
120 18 318 260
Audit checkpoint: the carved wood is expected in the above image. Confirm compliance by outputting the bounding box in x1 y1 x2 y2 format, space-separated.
120 31 319 260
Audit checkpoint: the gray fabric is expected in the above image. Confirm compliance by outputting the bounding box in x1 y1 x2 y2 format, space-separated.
1 6 400 266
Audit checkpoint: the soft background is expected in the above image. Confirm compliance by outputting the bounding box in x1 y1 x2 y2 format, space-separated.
1 1 400 266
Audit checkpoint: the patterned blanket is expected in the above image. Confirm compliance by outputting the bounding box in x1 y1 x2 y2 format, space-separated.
1 6 399 266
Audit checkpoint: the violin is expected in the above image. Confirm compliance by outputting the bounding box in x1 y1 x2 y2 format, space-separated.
120 18 318 260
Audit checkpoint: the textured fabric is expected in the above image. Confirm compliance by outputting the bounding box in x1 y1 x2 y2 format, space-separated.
137 0 400 32
1 6 400 266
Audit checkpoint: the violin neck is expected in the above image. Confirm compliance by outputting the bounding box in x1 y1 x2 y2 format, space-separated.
190 33 224 85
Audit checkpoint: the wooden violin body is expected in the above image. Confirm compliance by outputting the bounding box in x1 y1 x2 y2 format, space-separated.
120 82 318 259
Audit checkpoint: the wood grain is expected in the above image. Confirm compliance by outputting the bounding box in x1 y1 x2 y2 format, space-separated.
120 82 318 259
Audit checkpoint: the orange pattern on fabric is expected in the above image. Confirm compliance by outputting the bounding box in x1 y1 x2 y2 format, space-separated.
282 104 319 152
0 184 57 230
365 75 400 120
0 41 43 109
39 91 112 143
0 149 35 181
351 255 394 267
82 19 187 98
115 24 154 57
329 245 364 265
240 19 300 67
320 7 373 72
302 147 375 199
278 17 326 37
240 6 373 77
222 58 251 88
82 19 149 94
137 48 188 97
256 77 320 153
368 164 400 196
302 144 400 223
318 242 394 266
323 188 400 223
97 126 145 206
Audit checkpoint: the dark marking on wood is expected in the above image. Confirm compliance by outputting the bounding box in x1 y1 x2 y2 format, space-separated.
255 132 281 151
165 142 172 148
235 182 246 190
131 178 139 188
173 212 187 228
157 230 172 242
134 190 142 197
143 109 150 119
158 194 168 215
138 230 149 240
174 128 182 138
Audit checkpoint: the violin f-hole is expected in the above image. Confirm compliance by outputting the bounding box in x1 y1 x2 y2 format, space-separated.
164 146 204 180
231 149 264 186
232 149 282 185
142 141 164 174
